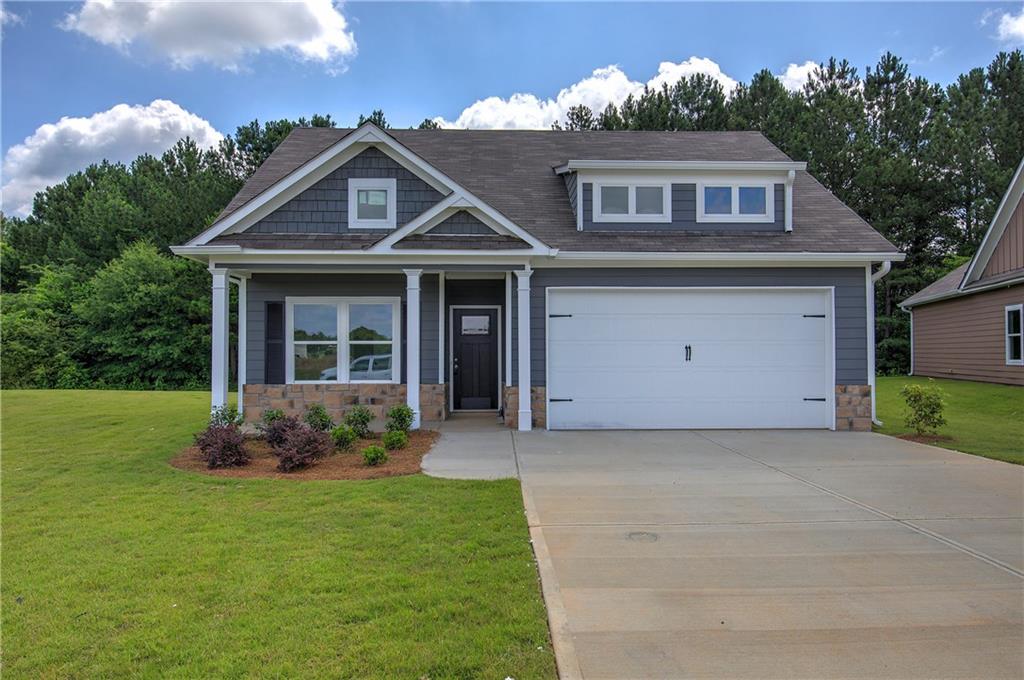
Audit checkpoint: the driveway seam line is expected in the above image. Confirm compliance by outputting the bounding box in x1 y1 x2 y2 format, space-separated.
695 432 1024 579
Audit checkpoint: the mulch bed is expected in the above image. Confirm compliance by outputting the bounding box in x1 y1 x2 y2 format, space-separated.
170 430 440 480
897 433 955 445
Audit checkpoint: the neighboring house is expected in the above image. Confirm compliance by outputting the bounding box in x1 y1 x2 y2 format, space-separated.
900 159 1024 387
173 122 902 432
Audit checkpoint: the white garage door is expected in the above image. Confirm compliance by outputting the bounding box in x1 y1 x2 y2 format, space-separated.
546 288 834 430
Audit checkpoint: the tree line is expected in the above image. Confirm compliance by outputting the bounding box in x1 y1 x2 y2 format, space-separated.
2 51 1022 389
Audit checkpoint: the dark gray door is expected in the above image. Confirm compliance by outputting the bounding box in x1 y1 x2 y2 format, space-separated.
453 308 499 410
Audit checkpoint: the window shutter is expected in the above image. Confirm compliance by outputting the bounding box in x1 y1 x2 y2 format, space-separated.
265 302 285 384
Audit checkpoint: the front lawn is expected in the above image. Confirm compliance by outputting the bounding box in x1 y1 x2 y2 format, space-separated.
874 377 1024 465
1 390 555 678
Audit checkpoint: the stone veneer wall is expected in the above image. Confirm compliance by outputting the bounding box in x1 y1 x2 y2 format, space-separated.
243 384 447 425
501 386 546 429
835 384 872 431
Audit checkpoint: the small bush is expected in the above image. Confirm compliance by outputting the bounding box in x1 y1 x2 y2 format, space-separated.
382 430 408 451
331 424 358 451
276 427 333 472
261 408 286 427
900 381 947 435
263 415 302 449
209 405 242 427
303 403 334 432
194 423 249 469
385 404 415 433
362 445 388 467
344 405 374 439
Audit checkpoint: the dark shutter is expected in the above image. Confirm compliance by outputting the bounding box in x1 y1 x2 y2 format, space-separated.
265 302 285 384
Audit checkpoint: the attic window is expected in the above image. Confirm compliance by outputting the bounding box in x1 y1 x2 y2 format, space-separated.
697 182 774 223
348 178 397 229
593 182 671 223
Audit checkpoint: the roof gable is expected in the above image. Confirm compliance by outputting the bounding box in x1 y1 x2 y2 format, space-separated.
963 158 1024 287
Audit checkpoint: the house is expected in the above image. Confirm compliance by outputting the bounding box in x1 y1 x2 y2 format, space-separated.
172 122 902 432
900 158 1024 386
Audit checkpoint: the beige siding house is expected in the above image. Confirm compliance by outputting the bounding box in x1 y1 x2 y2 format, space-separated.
901 158 1024 386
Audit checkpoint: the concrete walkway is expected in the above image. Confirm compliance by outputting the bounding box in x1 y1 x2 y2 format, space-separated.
514 430 1024 679
421 413 517 480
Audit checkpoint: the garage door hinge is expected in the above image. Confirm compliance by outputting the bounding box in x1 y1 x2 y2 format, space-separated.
803 314 826 318
549 398 574 402
803 397 827 402
549 314 572 318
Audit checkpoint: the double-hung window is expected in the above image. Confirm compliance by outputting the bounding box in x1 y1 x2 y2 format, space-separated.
287 298 401 383
1006 304 1023 366
593 182 671 222
697 182 774 223
348 178 397 229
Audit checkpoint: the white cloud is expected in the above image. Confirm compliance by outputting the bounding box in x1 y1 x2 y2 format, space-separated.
995 5 1024 45
1 5 23 25
434 57 740 129
61 0 356 72
2 99 223 216
776 61 818 92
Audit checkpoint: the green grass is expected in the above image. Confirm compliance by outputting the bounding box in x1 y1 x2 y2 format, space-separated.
875 377 1024 465
1 390 555 678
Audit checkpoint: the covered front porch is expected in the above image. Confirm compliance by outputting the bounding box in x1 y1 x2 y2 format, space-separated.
208 264 538 431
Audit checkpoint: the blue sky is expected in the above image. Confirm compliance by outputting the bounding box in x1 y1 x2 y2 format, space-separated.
2 1 1023 215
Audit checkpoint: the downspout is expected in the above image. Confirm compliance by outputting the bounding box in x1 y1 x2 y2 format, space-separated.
868 260 892 426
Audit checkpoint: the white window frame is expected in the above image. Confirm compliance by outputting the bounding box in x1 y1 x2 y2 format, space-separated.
286 296 402 384
592 181 672 223
348 178 398 229
697 181 775 223
1006 303 1023 366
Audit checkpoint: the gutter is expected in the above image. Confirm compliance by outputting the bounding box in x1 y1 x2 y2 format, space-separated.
900 273 1024 309
868 260 892 426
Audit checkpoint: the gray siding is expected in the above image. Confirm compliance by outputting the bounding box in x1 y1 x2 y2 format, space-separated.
510 268 867 387
426 210 495 235
581 182 785 232
248 148 444 234
245 273 440 384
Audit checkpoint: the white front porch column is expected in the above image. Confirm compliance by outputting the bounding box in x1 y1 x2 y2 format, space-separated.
515 269 533 431
235 276 247 415
210 267 230 411
404 269 423 429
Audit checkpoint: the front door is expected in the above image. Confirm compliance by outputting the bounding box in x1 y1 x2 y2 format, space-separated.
452 308 499 410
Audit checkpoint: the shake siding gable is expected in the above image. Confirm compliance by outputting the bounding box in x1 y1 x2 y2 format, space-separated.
981 199 1023 281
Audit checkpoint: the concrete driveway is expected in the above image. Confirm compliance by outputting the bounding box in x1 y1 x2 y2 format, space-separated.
514 430 1024 679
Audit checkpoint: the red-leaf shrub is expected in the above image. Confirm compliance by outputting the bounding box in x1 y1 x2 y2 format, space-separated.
263 415 302 449
276 426 333 472
194 424 249 469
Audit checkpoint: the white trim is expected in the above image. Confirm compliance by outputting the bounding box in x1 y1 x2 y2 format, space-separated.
210 268 230 410
237 276 247 415
348 178 397 229
1005 303 1023 366
405 270 422 428
963 158 1024 287
515 270 533 431
549 251 904 264
592 181 672 223
505 272 513 388
696 180 775 223
543 285 837 431
284 296 402 385
555 160 806 174
867 260 891 424
447 305 503 413
575 178 583 231
908 309 915 375
784 170 795 232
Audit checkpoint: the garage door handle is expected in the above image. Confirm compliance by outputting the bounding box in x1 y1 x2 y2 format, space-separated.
550 398 573 402
685 344 692 362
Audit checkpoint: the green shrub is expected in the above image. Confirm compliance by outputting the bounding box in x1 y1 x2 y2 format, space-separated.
362 445 388 467
303 403 334 432
261 408 286 427
900 381 947 435
331 424 358 451
344 405 374 439
385 404 415 433
209 405 242 427
382 430 408 451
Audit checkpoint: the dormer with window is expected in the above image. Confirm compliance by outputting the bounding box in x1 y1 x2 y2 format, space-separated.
555 160 802 233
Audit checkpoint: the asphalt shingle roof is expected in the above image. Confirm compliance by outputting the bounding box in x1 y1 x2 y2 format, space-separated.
210 127 898 255
901 263 968 307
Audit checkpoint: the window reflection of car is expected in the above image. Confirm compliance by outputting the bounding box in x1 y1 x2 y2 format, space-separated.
319 354 392 381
